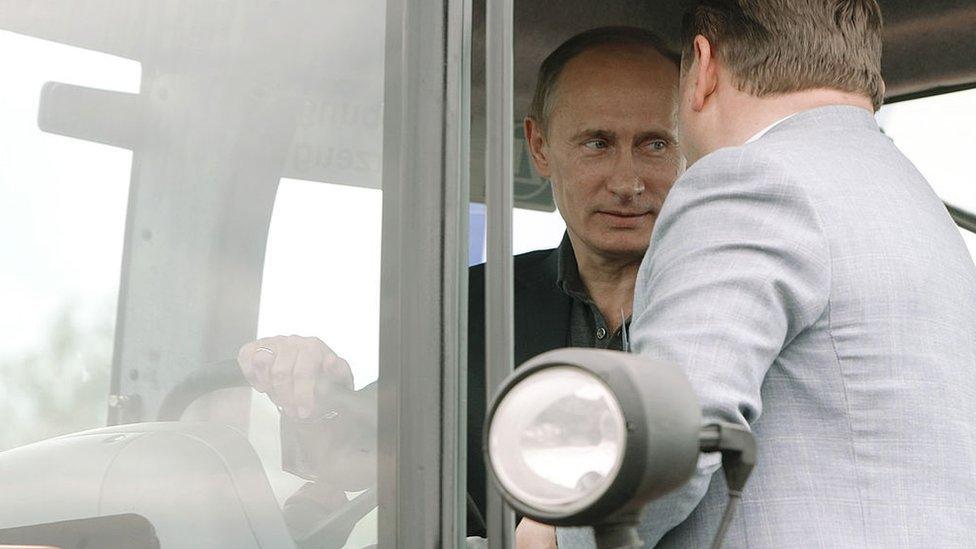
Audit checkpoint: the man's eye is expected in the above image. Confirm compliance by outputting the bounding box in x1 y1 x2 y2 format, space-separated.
645 139 668 152
583 139 609 150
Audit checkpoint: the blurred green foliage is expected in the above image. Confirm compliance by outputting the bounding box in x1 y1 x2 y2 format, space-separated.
0 304 113 451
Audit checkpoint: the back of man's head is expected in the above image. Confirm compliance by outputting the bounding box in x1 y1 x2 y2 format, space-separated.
681 0 884 110
529 26 679 133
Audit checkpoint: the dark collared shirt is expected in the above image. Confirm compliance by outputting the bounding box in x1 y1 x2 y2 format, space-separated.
554 234 631 351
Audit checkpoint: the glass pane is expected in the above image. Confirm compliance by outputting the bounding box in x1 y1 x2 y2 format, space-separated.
514 208 566 255
877 88 976 256
469 204 565 261
0 2 388 548
470 123 564 263
250 179 383 545
0 31 138 450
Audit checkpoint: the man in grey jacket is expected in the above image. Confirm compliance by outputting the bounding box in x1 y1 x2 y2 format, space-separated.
557 0 976 547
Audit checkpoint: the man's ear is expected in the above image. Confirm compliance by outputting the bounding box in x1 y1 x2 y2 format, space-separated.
524 117 551 179
691 35 718 112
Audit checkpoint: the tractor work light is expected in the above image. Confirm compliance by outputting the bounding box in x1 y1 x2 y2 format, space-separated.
485 348 756 549
488 364 629 516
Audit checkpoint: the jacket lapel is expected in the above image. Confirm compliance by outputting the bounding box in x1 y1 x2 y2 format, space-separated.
513 247 572 365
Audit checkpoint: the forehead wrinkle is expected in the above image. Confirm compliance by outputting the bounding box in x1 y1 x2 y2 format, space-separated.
545 70 679 143
551 80 678 123
551 84 674 118
552 100 676 141
543 44 679 126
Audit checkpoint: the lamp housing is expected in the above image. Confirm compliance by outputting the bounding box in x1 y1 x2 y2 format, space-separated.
484 348 702 526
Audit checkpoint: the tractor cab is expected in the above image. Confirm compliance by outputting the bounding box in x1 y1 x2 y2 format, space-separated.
1 1 975 547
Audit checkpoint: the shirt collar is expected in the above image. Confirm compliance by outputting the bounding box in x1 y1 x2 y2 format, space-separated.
745 113 797 144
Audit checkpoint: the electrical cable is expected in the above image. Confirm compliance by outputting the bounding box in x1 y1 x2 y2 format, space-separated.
699 423 755 549
709 492 741 549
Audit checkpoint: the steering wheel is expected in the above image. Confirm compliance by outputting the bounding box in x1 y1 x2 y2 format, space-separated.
156 359 377 548
156 360 487 544
157 358 250 421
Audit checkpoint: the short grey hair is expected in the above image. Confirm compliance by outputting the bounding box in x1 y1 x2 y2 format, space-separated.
528 26 680 133
681 0 885 110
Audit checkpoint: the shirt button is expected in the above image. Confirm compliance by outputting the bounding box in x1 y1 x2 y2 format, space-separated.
596 327 607 340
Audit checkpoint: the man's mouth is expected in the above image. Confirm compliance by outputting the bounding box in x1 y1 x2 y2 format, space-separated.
598 210 653 218
595 209 655 228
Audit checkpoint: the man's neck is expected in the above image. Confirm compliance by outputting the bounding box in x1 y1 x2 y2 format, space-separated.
710 88 875 154
571 237 643 332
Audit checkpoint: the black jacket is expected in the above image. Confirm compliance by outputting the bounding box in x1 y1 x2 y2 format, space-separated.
466 247 572 536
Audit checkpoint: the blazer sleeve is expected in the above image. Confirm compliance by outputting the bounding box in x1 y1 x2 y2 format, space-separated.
629 145 831 544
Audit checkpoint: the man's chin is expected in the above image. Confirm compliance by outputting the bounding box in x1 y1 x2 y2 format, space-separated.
590 233 650 260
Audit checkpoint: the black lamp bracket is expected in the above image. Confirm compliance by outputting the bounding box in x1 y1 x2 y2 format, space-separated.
699 422 757 496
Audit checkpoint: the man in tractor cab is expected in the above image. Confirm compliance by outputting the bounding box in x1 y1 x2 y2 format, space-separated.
554 1 976 547
238 26 684 545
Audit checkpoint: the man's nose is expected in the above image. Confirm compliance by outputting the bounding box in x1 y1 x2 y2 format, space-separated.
606 151 645 200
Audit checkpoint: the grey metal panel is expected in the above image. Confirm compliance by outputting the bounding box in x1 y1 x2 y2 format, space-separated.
445 0 474 544
468 0 976 124
484 0 516 547
882 2 976 97
378 0 469 545
945 202 976 236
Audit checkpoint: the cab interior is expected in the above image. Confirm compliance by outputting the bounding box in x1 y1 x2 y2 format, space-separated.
0 1 974 548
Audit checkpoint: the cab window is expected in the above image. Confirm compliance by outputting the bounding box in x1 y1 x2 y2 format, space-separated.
878 87 976 252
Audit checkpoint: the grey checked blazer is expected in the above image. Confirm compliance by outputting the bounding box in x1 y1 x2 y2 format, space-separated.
559 106 976 548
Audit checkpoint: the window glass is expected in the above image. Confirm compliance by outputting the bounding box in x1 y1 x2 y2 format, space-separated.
514 208 567 255
0 30 138 450
468 204 565 263
252 179 383 544
0 3 389 547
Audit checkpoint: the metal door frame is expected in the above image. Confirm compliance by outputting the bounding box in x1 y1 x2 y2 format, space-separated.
483 0 516 546
378 0 471 545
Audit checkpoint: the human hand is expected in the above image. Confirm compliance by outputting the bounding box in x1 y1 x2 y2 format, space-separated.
237 335 354 419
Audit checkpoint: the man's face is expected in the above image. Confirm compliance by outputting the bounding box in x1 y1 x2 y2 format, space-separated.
526 45 683 262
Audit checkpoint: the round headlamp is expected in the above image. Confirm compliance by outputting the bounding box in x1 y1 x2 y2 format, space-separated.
484 348 702 526
488 365 627 515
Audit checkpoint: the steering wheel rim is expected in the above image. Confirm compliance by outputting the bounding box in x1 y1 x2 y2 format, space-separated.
156 358 250 421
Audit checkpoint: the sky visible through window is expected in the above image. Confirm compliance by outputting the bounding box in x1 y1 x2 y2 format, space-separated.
877 88 976 256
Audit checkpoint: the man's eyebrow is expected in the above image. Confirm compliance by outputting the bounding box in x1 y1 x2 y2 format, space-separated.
569 128 616 142
634 129 677 143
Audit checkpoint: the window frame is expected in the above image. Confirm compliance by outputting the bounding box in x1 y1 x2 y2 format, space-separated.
378 0 472 544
